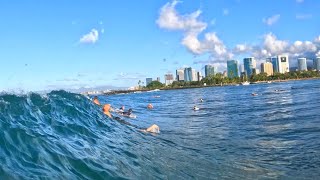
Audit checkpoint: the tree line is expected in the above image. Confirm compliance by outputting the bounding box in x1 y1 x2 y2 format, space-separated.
141 70 320 90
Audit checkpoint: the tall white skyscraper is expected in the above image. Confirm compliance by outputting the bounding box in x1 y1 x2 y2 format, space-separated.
277 55 290 73
314 57 320 71
298 58 307 71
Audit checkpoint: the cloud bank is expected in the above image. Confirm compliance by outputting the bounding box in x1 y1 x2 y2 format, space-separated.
156 1 320 67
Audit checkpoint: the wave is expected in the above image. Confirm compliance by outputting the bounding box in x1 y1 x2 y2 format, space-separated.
0 90 150 179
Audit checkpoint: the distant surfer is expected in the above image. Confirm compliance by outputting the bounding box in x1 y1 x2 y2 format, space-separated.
102 104 112 118
200 98 203 102
147 104 153 109
118 108 136 118
93 96 100 105
251 93 258 96
193 106 199 111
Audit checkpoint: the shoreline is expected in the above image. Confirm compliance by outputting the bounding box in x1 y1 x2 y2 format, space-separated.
89 77 320 96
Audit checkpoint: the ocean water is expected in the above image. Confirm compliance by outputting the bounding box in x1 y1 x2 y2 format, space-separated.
0 80 320 179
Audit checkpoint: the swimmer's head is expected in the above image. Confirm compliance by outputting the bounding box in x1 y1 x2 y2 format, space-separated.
128 108 133 113
120 106 125 110
147 104 153 109
93 96 98 100
103 104 111 112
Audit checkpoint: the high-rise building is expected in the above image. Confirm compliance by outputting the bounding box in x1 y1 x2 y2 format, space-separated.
164 73 174 86
271 57 279 73
314 57 320 71
279 55 290 73
205 65 216 77
146 78 152 86
192 69 198 81
243 57 256 77
197 71 203 81
261 62 274 76
184 67 192 82
176 69 184 81
298 58 307 71
184 67 198 82
239 64 245 73
271 55 290 73
227 60 239 78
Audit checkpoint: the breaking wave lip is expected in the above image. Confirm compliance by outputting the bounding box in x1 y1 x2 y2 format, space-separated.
0 90 154 179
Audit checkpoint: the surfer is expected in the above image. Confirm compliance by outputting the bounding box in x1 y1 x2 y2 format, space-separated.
93 96 100 105
122 108 133 116
104 107 159 133
102 104 112 118
193 106 199 111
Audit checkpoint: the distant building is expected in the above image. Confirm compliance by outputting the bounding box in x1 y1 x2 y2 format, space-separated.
279 55 290 73
243 57 256 77
271 57 279 73
205 65 216 77
176 69 184 81
184 67 197 82
261 62 273 76
222 71 227 77
164 73 174 86
197 71 203 81
298 58 307 71
146 78 152 86
271 55 290 73
156 77 160 82
314 57 320 71
227 60 239 78
239 64 245 73
252 68 260 75
184 67 192 82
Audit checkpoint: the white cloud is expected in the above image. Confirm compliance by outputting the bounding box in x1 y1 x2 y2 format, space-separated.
296 0 304 3
263 14 280 26
79 29 99 44
263 33 288 55
233 44 252 54
156 0 206 33
101 28 105 34
296 14 312 20
314 36 320 43
223 9 229 16
157 1 230 60
289 41 317 54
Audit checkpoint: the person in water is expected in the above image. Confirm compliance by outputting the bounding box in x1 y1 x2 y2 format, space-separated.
119 105 125 112
93 96 100 105
102 104 112 118
122 108 133 116
147 103 153 109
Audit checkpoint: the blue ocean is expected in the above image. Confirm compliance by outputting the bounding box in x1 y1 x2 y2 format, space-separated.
0 79 320 179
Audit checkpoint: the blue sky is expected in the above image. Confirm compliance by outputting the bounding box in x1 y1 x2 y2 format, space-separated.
0 0 319 91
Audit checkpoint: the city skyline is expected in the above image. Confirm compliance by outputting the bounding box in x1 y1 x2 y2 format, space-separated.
1 0 320 91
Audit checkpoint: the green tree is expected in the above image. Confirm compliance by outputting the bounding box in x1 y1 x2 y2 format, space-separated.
146 81 165 89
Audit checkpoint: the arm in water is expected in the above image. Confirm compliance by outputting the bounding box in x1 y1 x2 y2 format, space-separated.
113 116 160 134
